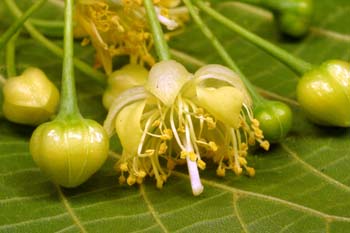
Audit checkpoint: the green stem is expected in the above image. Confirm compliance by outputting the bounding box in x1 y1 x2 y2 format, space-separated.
195 0 313 75
57 0 80 117
184 0 264 104
143 0 171 61
5 33 19 78
30 18 65 30
30 18 65 37
0 0 47 50
4 0 106 86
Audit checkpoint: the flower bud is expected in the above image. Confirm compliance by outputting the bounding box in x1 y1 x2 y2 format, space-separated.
2 67 60 125
102 64 148 109
253 101 293 143
274 0 313 37
296 60 350 127
29 118 109 187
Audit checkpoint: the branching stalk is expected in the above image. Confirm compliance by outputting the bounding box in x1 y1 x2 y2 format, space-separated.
195 0 313 75
144 0 171 61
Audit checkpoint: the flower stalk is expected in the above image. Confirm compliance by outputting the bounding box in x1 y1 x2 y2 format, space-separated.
29 0 109 188
194 0 313 75
5 33 18 78
144 0 171 61
57 0 79 118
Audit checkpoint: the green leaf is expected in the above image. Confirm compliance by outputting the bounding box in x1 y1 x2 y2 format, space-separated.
1 0 350 232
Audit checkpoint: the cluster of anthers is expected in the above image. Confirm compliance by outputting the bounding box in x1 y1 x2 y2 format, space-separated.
74 0 189 74
104 60 269 195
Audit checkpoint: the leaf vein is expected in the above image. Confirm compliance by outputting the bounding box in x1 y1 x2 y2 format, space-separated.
233 193 249 233
140 184 168 233
281 143 350 193
172 171 350 222
56 185 88 233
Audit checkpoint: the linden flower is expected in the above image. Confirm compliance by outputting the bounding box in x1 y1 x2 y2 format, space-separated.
104 60 269 196
74 0 189 74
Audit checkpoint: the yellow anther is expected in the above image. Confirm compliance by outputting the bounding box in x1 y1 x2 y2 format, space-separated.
118 175 126 184
158 142 168 155
241 143 248 151
254 128 263 138
160 129 173 140
260 140 270 151
216 166 226 177
189 152 197 161
239 150 247 157
177 126 185 133
160 8 169 17
180 151 187 159
81 38 90 46
127 175 136 186
248 133 256 145
138 170 147 178
195 108 204 115
208 141 218 152
246 167 256 177
238 157 248 166
145 149 155 156
206 117 216 129
120 162 128 172
136 177 144 184
156 179 163 189
233 165 243 176
251 119 260 127
161 174 168 182
197 159 206 170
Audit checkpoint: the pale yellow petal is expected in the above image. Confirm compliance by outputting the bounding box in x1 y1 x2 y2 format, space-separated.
115 100 146 155
196 86 243 128
145 60 192 106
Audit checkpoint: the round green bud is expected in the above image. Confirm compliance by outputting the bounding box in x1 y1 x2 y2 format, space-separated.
274 0 313 37
296 60 350 127
103 64 148 109
253 101 293 143
2 67 60 125
29 117 109 188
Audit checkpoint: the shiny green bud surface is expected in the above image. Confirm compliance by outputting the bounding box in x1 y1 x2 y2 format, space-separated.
254 101 293 143
274 0 313 37
3 67 60 125
297 60 350 127
29 118 109 187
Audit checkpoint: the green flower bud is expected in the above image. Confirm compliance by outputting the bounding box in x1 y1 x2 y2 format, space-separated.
102 64 148 109
2 67 60 125
253 101 293 143
296 60 350 127
29 117 109 187
274 0 313 37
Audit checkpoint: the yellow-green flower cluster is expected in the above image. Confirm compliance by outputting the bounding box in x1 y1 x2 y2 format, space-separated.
74 0 189 74
104 60 269 195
